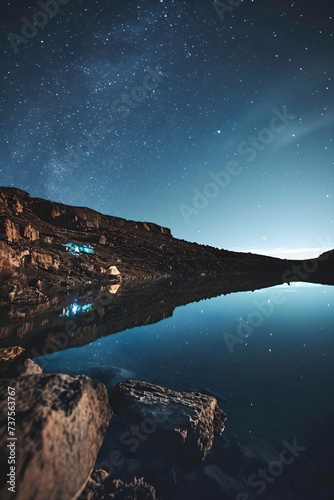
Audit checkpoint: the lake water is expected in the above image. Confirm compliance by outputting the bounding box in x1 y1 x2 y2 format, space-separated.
35 282 334 498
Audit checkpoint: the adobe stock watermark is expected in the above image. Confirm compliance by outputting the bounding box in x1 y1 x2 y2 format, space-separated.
7 0 71 54
64 65 169 170
178 106 295 224
214 0 243 22
236 439 306 499
96 407 168 475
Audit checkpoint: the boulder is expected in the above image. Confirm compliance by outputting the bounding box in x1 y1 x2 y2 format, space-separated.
103 380 227 474
0 374 112 500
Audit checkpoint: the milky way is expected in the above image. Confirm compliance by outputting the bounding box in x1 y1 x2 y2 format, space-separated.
1 0 333 256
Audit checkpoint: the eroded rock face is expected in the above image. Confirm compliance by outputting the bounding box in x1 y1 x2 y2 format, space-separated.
22 224 39 241
0 346 25 363
101 380 227 477
3 218 20 243
0 374 112 500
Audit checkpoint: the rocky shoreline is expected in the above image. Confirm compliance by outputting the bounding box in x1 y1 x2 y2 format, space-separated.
1 347 332 500
0 347 227 500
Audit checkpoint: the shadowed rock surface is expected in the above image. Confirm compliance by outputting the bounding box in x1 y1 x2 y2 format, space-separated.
110 380 227 467
0 374 112 500
96 380 227 497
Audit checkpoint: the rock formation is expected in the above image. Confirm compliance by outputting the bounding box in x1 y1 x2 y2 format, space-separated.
109 380 227 468
94 380 227 497
0 374 112 500
0 369 227 500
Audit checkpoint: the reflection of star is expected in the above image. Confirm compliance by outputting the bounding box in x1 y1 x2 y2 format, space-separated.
217 130 221 134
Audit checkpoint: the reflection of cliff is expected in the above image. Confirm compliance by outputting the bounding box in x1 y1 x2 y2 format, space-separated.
0 269 324 358
0 187 333 361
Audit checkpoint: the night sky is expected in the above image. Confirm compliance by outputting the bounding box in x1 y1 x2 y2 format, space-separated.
1 0 333 258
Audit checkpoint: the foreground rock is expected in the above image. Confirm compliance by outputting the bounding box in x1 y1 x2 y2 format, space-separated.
96 380 227 496
112 380 226 466
0 374 111 500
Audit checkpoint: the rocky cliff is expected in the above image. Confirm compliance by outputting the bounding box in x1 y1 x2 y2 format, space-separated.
0 187 333 306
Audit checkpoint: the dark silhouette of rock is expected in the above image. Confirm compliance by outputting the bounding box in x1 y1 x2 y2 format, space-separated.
95 380 227 496
0 374 112 500
79 471 156 499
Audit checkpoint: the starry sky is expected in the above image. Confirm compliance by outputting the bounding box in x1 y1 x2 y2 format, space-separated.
1 0 333 258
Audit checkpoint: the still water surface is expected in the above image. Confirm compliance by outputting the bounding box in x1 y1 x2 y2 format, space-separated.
36 282 334 446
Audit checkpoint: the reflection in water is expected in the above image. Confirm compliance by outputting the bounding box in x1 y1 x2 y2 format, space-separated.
109 283 121 295
1 278 333 499
60 302 93 318
33 282 334 500
0 271 321 354
35 283 334 443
